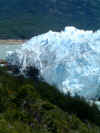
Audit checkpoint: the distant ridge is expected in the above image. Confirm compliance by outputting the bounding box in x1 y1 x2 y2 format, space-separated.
0 0 100 39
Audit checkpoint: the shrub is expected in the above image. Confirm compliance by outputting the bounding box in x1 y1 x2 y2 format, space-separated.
24 66 39 80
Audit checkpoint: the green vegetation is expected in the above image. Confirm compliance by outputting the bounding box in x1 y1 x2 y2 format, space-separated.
0 0 100 39
0 66 100 133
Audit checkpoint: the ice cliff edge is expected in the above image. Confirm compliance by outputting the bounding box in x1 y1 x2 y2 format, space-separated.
6 26 100 99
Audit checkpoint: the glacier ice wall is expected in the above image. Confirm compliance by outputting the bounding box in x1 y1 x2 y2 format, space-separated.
6 26 100 99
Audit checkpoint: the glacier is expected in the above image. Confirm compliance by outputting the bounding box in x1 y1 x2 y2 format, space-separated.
6 26 100 99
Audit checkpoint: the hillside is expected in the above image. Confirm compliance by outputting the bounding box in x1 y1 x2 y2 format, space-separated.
0 0 100 39
0 66 100 133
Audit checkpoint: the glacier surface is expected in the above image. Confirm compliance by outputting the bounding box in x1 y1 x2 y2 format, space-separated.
6 26 100 99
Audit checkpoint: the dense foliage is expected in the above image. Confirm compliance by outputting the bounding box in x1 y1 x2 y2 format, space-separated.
0 0 100 39
0 66 100 133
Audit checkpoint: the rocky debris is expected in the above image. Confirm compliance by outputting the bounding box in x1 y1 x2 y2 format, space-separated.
0 59 8 66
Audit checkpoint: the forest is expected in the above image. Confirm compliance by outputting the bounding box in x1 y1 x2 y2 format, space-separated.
0 0 100 39
0 66 100 133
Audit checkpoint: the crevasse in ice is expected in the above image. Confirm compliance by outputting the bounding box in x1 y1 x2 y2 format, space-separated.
6 26 100 99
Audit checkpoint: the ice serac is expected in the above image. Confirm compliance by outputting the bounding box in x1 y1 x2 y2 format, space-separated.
6 26 100 99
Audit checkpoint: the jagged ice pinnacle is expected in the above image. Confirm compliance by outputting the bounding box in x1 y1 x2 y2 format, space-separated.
6 26 100 99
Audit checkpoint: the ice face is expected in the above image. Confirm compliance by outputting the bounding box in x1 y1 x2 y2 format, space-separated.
6 26 100 99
